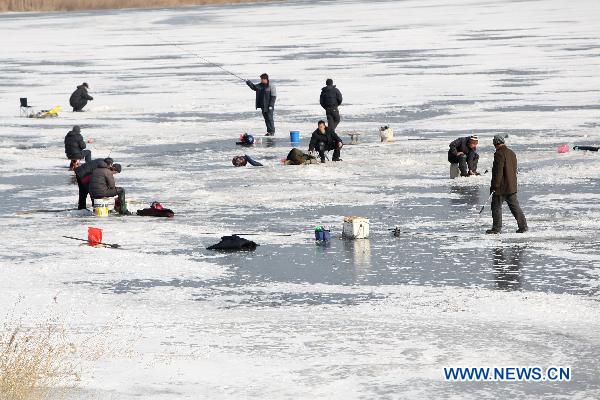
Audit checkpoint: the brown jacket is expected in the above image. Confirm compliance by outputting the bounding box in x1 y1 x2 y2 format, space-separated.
491 145 518 195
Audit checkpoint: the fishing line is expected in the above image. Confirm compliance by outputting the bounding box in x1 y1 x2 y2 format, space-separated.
141 27 246 82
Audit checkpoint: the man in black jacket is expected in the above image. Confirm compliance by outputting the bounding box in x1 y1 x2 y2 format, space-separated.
89 162 130 215
64 126 91 169
246 73 277 136
69 82 93 112
74 158 113 210
320 78 343 132
309 120 343 163
448 135 479 177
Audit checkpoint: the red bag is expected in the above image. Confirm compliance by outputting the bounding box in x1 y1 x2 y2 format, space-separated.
88 227 103 246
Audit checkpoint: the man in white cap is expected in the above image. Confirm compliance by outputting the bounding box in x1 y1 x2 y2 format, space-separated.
487 135 528 234
448 135 480 177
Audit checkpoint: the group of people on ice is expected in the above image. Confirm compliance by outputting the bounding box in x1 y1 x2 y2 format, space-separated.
63 75 527 233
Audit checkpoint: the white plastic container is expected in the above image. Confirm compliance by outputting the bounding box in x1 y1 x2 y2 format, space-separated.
342 216 370 239
380 127 393 142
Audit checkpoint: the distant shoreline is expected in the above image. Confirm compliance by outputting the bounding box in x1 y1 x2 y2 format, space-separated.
0 0 265 13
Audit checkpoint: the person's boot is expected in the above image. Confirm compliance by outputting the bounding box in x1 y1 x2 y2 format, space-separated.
516 227 528 233
332 158 342 162
320 156 326 163
486 228 501 234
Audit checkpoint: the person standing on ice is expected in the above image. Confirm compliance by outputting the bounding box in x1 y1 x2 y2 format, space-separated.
448 135 480 177
69 82 94 112
320 78 343 132
486 135 528 234
89 162 131 215
246 73 277 136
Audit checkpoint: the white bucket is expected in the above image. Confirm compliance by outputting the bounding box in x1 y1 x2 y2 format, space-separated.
342 216 370 239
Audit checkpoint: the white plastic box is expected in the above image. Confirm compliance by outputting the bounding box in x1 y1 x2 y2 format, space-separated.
342 216 370 239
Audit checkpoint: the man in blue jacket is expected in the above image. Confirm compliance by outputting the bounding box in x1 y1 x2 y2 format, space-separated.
246 73 277 136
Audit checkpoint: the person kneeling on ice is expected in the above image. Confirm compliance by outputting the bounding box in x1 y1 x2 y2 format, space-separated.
448 135 479 177
89 162 131 215
65 125 92 170
487 135 528 234
309 120 343 163
74 157 114 210
69 82 93 112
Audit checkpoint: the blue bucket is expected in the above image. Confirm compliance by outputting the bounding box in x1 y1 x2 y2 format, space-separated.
290 131 300 143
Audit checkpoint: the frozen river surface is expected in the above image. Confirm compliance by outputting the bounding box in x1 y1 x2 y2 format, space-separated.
0 0 599 398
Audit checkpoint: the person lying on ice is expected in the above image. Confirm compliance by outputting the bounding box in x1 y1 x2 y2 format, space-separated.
74 157 114 210
65 125 92 170
308 120 343 163
246 73 277 136
89 162 131 215
285 148 319 165
448 135 480 177
69 82 93 112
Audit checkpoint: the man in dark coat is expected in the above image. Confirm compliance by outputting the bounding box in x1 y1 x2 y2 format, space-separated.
448 135 479 177
309 120 343 163
487 135 528 234
320 78 343 132
74 158 113 210
89 162 130 215
69 82 93 112
246 73 277 136
64 126 91 167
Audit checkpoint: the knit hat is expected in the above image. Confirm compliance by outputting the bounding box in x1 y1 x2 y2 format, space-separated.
82 82 89 88
260 73 269 80
326 78 333 86
469 134 479 142
104 157 114 166
112 164 122 173
493 135 505 145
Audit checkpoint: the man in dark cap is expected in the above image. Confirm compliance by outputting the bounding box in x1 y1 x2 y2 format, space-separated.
320 78 343 132
246 73 277 136
487 135 528 234
64 125 92 169
74 157 113 210
69 82 94 112
448 135 480 177
89 162 130 215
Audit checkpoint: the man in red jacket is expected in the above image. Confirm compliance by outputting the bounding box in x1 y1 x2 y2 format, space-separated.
487 135 528 234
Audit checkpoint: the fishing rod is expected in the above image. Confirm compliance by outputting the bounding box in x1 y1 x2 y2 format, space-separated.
479 191 495 214
62 235 121 249
141 28 246 82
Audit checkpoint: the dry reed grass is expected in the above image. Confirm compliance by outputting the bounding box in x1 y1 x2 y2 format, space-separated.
0 0 256 12
0 323 78 400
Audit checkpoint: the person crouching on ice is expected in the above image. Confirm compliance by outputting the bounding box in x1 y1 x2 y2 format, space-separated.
89 162 131 215
448 135 479 177
309 120 343 163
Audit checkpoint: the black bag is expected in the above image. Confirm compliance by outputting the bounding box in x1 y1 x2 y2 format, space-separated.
136 202 175 218
207 235 258 251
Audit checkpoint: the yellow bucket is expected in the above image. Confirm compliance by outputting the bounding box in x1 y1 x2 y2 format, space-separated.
92 198 110 217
